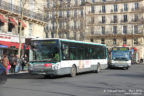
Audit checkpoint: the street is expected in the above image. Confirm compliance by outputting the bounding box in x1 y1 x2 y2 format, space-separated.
0 64 144 96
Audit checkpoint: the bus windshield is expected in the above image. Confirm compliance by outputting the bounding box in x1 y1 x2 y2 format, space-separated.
112 51 130 61
30 40 60 62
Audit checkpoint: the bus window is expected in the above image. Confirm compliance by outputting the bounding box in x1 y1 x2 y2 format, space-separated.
62 43 69 60
69 46 77 60
78 47 85 60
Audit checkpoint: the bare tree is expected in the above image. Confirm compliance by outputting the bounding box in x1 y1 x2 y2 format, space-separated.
18 0 27 58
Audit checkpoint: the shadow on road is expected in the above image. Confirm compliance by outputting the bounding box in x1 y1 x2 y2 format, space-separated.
7 71 99 80
7 73 44 79
7 73 73 79
109 73 144 78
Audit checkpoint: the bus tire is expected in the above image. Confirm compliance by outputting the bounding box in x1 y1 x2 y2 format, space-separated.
96 64 101 73
123 67 129 70
44 75 55 79
70 65 77 77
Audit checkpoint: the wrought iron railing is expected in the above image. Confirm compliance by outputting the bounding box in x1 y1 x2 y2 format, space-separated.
0 1 48 22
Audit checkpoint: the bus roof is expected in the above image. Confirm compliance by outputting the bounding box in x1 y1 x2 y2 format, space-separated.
31 38 106 47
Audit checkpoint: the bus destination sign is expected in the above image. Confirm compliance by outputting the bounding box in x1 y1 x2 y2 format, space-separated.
112 47 129 51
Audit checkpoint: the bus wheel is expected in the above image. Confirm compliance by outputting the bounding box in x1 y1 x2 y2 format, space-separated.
44 75 55 79
123 67 129 70
70 65 77 77
96 64 101 73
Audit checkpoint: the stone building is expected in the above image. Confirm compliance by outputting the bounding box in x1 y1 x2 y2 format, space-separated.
0 0 47 59
45 0 85 41
84 0 144 62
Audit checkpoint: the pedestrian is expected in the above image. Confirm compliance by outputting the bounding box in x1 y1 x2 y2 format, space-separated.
21 56 26 71
2 54 9 73
14 54 21 73
9 54 17 73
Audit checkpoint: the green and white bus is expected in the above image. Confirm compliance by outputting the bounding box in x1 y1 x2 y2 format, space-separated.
28 38 108 77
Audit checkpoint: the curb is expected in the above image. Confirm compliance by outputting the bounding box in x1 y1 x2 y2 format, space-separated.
7 71 28 75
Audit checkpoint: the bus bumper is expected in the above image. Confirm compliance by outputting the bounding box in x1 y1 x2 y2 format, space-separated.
109 63 131 68
29 67 71 76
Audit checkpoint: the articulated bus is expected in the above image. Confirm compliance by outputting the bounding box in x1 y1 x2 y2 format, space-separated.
109 47 131 69
28 38 108 77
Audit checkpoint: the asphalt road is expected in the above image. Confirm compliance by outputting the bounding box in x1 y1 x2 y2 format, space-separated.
0 64 144 96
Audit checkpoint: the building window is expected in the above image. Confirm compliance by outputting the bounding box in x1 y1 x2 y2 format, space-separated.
123 38 127 44
102 5 106 13
123 26 127 34
134 25 138 34
113 15 117 23
113 26 117 34
134 2 139 9
75 0 78 5
91 27 94 35
134 38 138 45
74 10 77 17
114 4 118 12
91 17 95 24
102 26 105 34
124 15 127 22
29 23 32 36
59 0 62 7
81 0 86 5
10 0 13 10
8 21 15 32
92 0 95 3
101 38 105 44
124 4 128 11
102 0 106 2
113 38 116 45
134 14 138 22
90 38 94 42
67 11 70 17
102 16 105 23
0 21 4 31
81 10 83 16
74 22 77 29
91 6 95 13
59 11 62 17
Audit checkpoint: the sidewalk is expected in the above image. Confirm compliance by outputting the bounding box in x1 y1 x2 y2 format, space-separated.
7 70 28 75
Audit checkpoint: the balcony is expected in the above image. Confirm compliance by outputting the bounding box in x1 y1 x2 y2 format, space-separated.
0 1 47 22
85 30 144 38
111 20 117 23
91 0 143 5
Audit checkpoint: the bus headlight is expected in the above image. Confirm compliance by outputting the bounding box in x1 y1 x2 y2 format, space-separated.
28 63 33 71
53 64 59 70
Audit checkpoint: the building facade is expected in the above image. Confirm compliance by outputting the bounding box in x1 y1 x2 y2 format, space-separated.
45 0 85 41
84 0 144 62
0 0 47 59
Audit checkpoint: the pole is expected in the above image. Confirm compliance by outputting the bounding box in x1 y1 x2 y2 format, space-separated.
18 0 25 58
55 0 59 38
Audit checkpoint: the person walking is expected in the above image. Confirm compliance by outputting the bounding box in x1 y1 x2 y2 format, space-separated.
21 56 26 71
2 54 9 73
9 54 17 73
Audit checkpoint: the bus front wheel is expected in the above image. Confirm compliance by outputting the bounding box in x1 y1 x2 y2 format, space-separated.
70 65 77 77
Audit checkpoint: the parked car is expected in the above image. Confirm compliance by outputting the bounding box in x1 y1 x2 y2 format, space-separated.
0 63 7 84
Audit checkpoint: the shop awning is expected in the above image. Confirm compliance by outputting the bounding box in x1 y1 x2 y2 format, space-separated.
18 20 26 27
0 14 6 23
0 45 8 48
9 17 17 26
0 41 29 50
